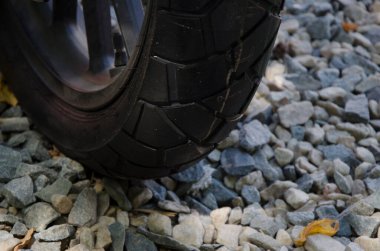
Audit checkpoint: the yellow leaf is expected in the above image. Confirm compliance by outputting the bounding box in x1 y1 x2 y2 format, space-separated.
295 218 339 247
342 22 359 32
0 74 18 106
13 228 35 251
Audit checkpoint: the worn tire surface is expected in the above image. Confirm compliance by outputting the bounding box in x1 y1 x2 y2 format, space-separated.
0 0 283 179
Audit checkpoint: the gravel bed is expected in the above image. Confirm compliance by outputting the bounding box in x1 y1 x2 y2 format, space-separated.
1 0 380 250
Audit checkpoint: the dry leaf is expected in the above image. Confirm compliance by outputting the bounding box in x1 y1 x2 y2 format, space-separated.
13 228 35 251
342 22 359 32
48 145 61 157
294 218 339 247
134 208 177 217
0 74 18 106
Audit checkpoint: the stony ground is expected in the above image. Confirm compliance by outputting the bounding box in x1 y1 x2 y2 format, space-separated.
1 0 380 250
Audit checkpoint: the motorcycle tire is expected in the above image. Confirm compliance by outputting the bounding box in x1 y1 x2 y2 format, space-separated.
0 0 283 179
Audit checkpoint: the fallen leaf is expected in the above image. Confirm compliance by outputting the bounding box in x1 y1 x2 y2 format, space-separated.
342 22 359 32
0 74 18 106
294 218 339 247
13 228 35 251
48 145 61 157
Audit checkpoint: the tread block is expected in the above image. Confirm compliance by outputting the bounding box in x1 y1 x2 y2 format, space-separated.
174 55 228 102
124 100 144 135
210 0 242 51
243 1 267 36
135 103 187 148
250 24 279 77
140 58 169 104
164 102 221 142
110 132 160 167
236 13 280 76
202 74 259 117
164 141 213 166
152 13 206 62
89 146 119 171
169 0 213 12
206 117 240 144
109 159 172 179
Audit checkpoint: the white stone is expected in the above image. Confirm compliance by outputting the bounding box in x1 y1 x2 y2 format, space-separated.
216 224 242 249
354 236 380 251
173 215 204 248
305 234 345 251
276 229 293 246
211 207 231 228
284 188 310 209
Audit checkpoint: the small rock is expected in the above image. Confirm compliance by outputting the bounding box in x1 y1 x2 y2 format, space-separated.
68 188 97 227
345 242 364 251
1 175 35 208
67 244 91 251
334 171 353 194
172 162 205 183
0 145 22 182
95 225 112 249
287 211 315 226
116 210 129 229
125 230 157 251
307 16 332 40
333 159 351 176
109 222 125 251
345 95 370 123
173 215 204 248
347 214 380 237
248 232 282 251
205 179 237 205
35 178 72 203
0 237 21 251
157 200 190 214
235 171 266 192
220 148 255 176
354 236 380 251
211 207 231 228
318 144 359 168
147 213 172 236
24 202 60 232
79 227 94 250
284 188 310 209
215 224 242 249
30 240 61 251
278 101 314 128
103 178 132 211
305 126 325 145
228 207 242 224
10 221 27 237
261 181 297 201
51 194 73 214
249 214 281 236
276 229 293 246
131 187 153 209
35 224 75 241
274 147 294 166
305 234 345 251
241 185 260 204
240 120 271 151
356 147 376 164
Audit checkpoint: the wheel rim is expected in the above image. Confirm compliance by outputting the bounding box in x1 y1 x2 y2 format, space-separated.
8 0 149 109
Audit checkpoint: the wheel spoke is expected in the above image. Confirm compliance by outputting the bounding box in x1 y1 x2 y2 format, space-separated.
53 0 77 23
111 0 144 59
82 0 114 73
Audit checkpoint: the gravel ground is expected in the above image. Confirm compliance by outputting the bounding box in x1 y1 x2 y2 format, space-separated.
1 0 380 250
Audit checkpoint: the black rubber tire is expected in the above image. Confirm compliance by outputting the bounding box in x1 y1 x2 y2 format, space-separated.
0 0 283 179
